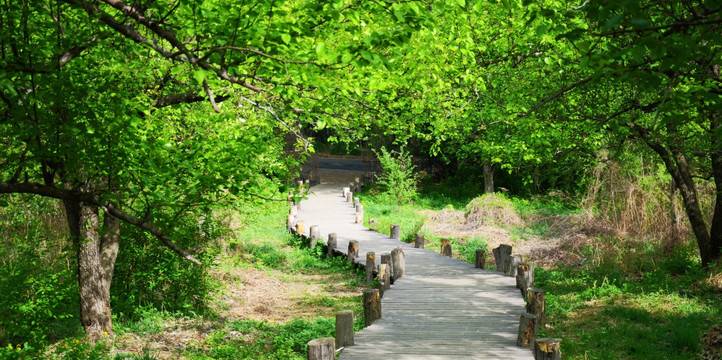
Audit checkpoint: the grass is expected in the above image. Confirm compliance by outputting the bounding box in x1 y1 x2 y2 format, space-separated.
0 195 366 360
358 183 721 360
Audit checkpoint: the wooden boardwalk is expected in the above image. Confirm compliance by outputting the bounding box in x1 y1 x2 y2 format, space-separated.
296 184 534 359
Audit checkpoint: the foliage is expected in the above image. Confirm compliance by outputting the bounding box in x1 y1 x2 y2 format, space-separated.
536 242 720 359
111 224 218 319
0 195 81 348
374 147 419 204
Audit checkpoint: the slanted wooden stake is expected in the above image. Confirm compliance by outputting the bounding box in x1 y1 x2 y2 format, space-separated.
415 233 425 249
377 264 390 296
307 337 335 360
390 224 400 240
440 238 452 257
391 247 405 281
310 225 320 248
517 263 535 296
335 310 354 348
348 240 359 262
534 338 561 360
510 255 523 276
492 244 512 273
517 312 538 348
365 252 376 284
363 289 381 327
475 249 486 269
327 233 337 257
295 221 305 236
526 287 546 328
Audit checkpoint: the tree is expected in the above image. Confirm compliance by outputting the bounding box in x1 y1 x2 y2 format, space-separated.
524 0 722 266
0 0 428 341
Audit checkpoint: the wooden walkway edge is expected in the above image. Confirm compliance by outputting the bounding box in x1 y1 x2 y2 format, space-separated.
296 184 534 359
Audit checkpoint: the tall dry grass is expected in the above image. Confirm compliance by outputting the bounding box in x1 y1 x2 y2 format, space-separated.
581 160 715 254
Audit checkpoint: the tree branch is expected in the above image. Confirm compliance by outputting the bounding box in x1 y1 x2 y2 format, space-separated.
0 182 201 264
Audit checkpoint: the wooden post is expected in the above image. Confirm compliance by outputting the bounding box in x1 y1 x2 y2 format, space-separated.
526 287 546 328
510 255 523 276
391 247 405 281
356 203 363 214
365 252 376 284
414 233 425 249
307 337 335 360
310 225 320 248
354 197 360 207
348 240 359 262
517 263 535 296
390 224 400 240
296 221 305 236
492 244 512 273
380 253 392 285
363 289 381 327
517 312 538 348
342 187 350 198
369 218 378 231
475 249 486 269
533 338 561 360
346 192 353 203
355 204 363 224
335 310 354 348
327 233 337 257
290 205 298 216
440 238 452 257
377 264 390 296
287 214 296 233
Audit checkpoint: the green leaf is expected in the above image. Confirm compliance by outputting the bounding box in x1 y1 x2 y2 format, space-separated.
603 14 624 31
281 33 291 44
193 69 206 84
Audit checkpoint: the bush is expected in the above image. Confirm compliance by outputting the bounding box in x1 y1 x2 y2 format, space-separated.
374 146 419 204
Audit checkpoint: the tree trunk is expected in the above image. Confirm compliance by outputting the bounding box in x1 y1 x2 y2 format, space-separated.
641 131 720 267
708 111 722 266
64 200 116 342
483 163 494 193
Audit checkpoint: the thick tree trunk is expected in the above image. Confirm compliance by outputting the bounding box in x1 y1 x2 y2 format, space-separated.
483 163 494 193
63 200 116 342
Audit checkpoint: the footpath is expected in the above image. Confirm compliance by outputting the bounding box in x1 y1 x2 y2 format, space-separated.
295 183 534 359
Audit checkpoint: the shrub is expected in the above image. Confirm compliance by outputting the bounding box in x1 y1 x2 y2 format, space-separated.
374 146 419 204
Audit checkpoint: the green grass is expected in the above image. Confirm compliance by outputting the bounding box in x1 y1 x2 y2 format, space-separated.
535 244 720 359
359 183 720 360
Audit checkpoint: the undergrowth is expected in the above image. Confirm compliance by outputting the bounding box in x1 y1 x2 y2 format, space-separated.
0 195 365 360
359 180 721 360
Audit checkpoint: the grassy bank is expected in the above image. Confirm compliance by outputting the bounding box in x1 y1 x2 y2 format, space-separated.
0 197 365 360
